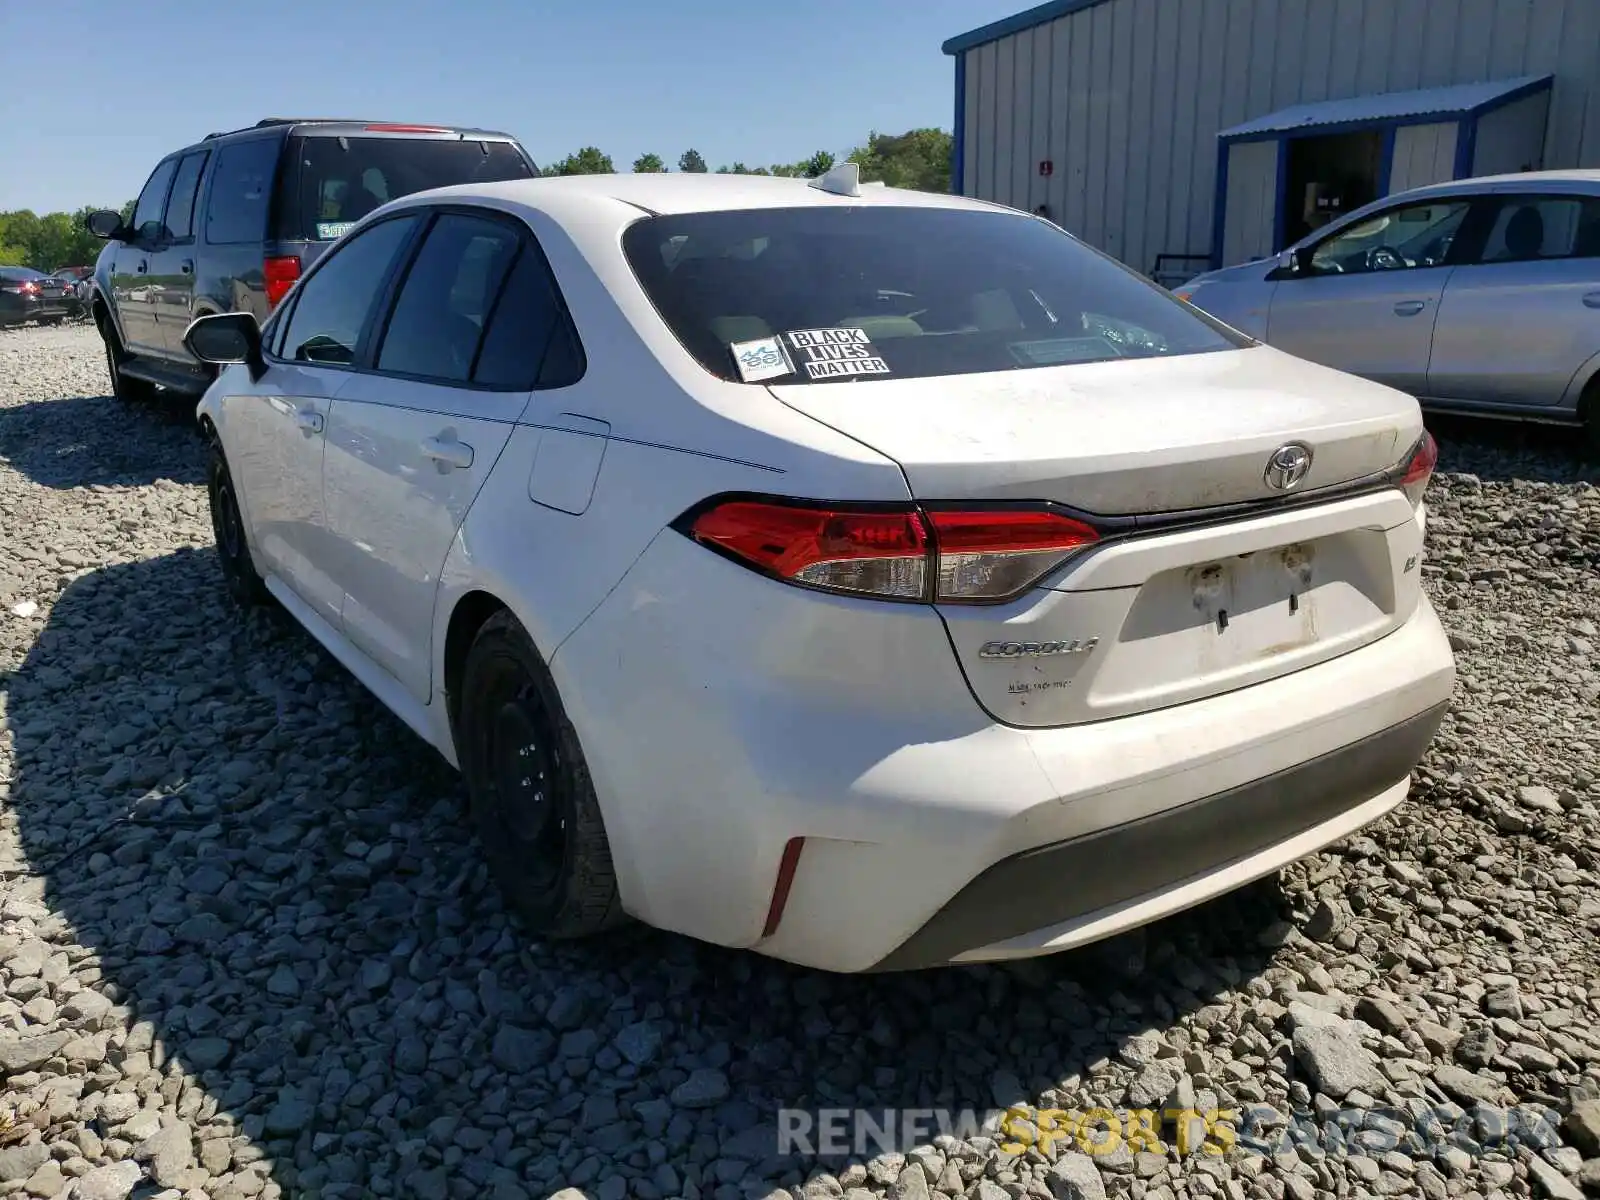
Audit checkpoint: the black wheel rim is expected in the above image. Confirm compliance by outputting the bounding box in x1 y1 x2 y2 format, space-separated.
486 686 567 888
213 470 244 562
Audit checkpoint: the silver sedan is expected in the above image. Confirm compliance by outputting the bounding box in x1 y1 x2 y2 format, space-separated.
1179 170 1600 455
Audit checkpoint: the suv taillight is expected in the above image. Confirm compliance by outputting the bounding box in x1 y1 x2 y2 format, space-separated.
1 280 40 295
264 256 301 308
679 498 1099 604
1397 430 1437 509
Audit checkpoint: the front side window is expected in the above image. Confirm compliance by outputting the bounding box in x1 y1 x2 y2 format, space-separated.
1477 195 1600 262
285 136 535 241
622 206 1247 385
132 159 179 242
1308 200 1471 275
163 151 209 240
376 213 522 382
205 137 279 245
278 216 417 365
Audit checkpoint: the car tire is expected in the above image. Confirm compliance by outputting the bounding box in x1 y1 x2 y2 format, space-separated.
40 316 65 327
457 610 626 939
1583 379 1600 461
207 437 270 607
100 320 151 405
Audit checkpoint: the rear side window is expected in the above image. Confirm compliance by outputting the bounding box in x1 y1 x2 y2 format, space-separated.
163 151 209 240
376 213 522 382
205 137 280 245
474 243 584 389
132 159 178 242
278 216 417 365
284 135 535 241
1478 195 1600 262
621 207 1248 385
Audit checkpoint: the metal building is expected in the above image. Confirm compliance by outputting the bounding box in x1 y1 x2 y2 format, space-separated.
943 0 1600 283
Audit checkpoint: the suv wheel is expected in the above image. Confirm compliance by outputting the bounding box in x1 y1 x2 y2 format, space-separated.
207 437 269 607
100 319 151 405
457 611 625 939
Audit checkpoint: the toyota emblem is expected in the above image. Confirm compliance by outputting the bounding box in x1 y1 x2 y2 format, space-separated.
1264 442 1313 491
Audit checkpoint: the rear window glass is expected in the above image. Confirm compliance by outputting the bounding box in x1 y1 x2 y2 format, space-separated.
285 136 535 241
622 207 1248 384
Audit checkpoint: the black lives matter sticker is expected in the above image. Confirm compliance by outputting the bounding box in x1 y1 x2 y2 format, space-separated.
784 329 891 380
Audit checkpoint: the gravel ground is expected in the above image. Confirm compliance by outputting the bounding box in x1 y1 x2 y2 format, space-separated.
1 321 1598 1200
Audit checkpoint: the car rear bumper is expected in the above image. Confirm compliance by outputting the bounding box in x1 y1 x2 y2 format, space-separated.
555 530 1455 973
869 701 1443 970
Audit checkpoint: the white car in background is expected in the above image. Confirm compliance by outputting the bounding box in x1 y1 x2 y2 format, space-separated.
183 167 1454 974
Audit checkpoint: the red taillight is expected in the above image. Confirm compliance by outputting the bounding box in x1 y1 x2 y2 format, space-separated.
1398 429 1437 509
762 837 805 938
682 498 1099 603
926 509 1099 601
263 256 301 308
689 500 929 600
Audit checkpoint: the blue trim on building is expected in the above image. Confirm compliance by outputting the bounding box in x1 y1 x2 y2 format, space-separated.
942 0 1113 55
1464 74 1553 117
1209 139 1230 270
1376 127 1396 196
1271 135 1291 253
952 53 967 195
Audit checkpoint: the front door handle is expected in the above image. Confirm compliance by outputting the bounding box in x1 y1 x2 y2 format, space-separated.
135 260 147 274
180 260 193 275
421 434 474 470
1393 299 1427 316
295 409 324 436
1583 292 1600 309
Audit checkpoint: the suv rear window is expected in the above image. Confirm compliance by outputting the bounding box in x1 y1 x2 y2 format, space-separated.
622 206 1249 384
282 135 535 241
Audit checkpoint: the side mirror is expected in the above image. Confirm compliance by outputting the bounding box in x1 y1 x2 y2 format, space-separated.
1291 246 1315 275
84 210 126 240
184 312 264 380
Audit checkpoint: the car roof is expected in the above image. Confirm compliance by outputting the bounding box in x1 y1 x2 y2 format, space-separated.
195 118 520 146
407 171 1013 217
1397 168 1600 200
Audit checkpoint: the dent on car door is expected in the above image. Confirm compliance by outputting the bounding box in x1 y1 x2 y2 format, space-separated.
229 213 422 629
1426 193 1600 410
1266 197 1471 394
322 209 581 703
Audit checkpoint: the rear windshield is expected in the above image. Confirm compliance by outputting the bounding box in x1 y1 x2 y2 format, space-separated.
283 135 535 241
622 206 1249 384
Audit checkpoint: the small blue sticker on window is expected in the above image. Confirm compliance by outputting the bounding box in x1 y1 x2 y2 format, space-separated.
729 337 793 382
316 221 355 240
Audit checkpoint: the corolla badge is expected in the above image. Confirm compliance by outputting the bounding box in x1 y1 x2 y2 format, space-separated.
1263 442 1313 491
978 638 1099 660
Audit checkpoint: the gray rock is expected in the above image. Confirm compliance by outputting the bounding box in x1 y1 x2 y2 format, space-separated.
0 1029 69 1072
1049 1152 1108 1199
1524 1153 1583 1200
671 1067 730 1108
72 1160 143 1200
0 1144 50 1184
614 1020 661 1066
1563 1100 1600 1157
1292 1025 1385 1099
491 1024 554 1073
1432 1065 1506 1107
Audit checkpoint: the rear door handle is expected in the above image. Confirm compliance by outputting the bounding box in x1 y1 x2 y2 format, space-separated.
135 261 147 274
1583 292 1600 309
421 434 474 470
1393 300 1427 316
295 409 324 435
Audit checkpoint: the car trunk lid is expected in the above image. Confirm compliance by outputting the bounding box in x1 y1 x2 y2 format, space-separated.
769 345 1427 728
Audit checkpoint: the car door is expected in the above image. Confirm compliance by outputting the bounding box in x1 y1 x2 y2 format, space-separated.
112 157 178 354
228 213 422 628
1425 192 1600 410
1265 196 1475 394
148 148 208 357
321 208 578 702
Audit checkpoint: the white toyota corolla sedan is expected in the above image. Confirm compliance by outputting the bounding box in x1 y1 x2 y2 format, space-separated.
182 165 1455 974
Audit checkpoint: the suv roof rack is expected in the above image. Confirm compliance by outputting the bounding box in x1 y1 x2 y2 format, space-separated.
201 117 379 141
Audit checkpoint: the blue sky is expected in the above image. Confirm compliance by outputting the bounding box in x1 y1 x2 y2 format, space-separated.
0 0 1020 214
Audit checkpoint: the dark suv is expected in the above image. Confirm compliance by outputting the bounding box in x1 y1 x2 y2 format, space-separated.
84 118 539 402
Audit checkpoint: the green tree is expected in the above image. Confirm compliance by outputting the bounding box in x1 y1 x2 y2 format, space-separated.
678 149 708 173
632 152 666 173
552 147 615 176
847 129 953 193
803 151 836 178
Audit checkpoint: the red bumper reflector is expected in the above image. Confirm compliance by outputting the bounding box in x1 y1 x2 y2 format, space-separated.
762 837 806 938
